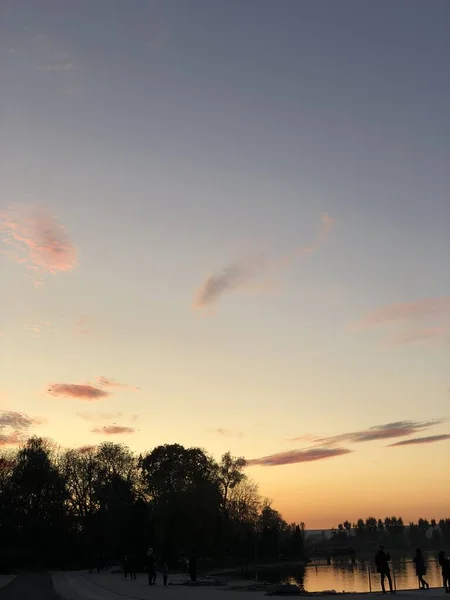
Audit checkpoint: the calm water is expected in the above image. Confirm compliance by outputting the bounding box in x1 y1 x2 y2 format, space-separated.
253 558 443 592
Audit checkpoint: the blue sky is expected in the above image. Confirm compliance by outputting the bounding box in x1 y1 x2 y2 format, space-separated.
1 0 449 527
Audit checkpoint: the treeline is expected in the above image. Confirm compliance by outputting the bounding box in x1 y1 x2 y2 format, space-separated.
329 517 450 550
0 437 305 570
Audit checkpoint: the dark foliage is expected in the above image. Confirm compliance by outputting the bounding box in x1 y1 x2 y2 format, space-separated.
0 439 305 571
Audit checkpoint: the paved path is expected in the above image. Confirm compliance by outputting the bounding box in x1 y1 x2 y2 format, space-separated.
0 572 61 600
52 570 450 600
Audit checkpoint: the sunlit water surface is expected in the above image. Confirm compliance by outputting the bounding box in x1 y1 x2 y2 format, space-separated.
252 559 443 592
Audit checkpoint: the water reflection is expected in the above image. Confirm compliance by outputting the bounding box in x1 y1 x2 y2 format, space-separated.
254 558 443 592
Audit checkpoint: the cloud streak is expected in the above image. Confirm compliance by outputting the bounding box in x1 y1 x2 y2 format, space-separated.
36 63 74 71
388 434 450 447
91 425 136 435
353 297 450 331
289 420 442 446
194 213 335 309
48 384 110 401
0 204 78 284
97 377 140 391
390 327 450 347
77 411 125 423
213 428 243 439
247 447 351 466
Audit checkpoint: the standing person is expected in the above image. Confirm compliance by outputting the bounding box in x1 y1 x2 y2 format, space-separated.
147 548 157 585
188 553 197 582
162 561 169 586
128 552 137 580
375 545 394 594
123 554 129 579
438 551 450 593
413 548 429 589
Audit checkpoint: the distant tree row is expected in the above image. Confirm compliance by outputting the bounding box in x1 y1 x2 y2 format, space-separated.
0 437 305 570
329 516 450 550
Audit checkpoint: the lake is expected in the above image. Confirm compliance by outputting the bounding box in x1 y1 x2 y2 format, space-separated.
249 558 443 592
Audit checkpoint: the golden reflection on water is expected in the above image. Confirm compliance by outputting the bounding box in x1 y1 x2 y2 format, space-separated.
279 559 443 592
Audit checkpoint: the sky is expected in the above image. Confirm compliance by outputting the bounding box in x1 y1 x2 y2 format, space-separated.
1 0 449 529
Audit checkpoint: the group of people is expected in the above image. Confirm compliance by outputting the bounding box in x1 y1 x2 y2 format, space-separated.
145 548 169 586
123 548 198 586
375 545 450 594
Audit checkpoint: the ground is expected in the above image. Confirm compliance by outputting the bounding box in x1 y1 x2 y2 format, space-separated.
0 571 448 600
52 571 450 600
0 572 60 600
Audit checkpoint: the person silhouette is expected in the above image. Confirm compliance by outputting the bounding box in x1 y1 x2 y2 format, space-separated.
188 553 197 582
413 548 429 590
438 551 450 593
375 546 394 594
147 548 157 585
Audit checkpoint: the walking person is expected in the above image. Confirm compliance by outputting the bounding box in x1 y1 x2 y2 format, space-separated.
438 551 450 593
413 548 429 589
123 554 129 579
375 545 395 594
147 548 157 585
162 561 169 586
188 552 197 582
129 552 137 580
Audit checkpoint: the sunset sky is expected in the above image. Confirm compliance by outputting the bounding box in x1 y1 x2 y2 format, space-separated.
1 0 449 529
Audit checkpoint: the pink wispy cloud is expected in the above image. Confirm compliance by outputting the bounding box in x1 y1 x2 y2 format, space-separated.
194 213 335 310
75 315 93 336
77 411 126 423
27 320 51 337
388 434 450 447
289 420 442 446
353 297 450 331
390 327 450 347
213 427 243 439
0 409 43 446
97 377 140 391
247 447 351 467
48 383 110 401
0 204 78 285
91 425 136 435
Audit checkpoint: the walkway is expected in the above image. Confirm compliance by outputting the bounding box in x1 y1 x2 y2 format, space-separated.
51 571 450 600
0 572 60 600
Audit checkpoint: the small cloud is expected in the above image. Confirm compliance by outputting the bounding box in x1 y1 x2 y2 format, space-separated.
77 411 124 423
27 320 50 337
48 383 110 401
0 410 42 429
247 447 351 467
193 213 335 310
194 257 266 310
0 432 23 446
213 428 243 439
388 434 450 447
75 315 93 336
352 297 450 331
36 62 74 71
390 327 450 347
91 425 136 435
0 204 78 285
97 377 140 391
0 409 43 446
